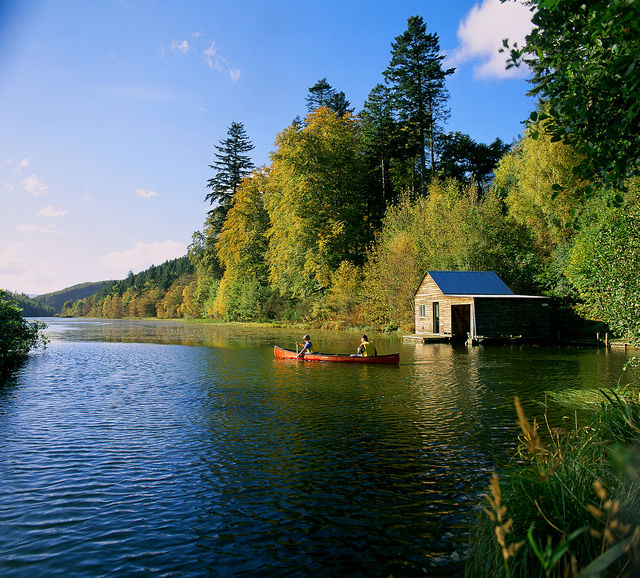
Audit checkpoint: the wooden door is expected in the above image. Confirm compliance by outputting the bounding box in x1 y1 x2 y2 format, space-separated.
451 304 471 338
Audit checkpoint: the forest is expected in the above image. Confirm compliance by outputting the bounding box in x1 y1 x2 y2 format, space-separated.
60 2 640 345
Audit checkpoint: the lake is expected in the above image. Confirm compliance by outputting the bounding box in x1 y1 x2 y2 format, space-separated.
0 319 633 576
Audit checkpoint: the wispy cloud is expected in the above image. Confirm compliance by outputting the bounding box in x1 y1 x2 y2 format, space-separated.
100 240 186 274
135 188 158 199
203 41 241 82
17 223 61 234
38 205 68 217
6 158 29 171
160 34 241 83
450 0 534 79
171 39 190 54
22 174 48 197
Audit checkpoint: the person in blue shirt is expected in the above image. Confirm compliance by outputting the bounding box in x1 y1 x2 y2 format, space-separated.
296 334 313 357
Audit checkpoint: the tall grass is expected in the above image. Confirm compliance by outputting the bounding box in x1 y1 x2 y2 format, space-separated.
466 362 640 577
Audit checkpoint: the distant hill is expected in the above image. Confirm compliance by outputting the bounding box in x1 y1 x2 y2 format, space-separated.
36 281 114 313
5 291 57 317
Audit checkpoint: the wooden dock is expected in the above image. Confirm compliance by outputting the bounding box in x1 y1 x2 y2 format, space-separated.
403 334 451 344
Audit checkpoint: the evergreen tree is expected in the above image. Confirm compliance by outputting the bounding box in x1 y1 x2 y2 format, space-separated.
328 91 354 117
384 15 454 194
437 132 511 194
305 78 353 117
361 84 403 214
305 78 335 113
205 121 255 211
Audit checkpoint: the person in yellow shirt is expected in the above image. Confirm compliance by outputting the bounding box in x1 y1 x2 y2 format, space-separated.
356 335 377 357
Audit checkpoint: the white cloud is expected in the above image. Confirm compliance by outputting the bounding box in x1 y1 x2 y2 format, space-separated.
99 240 186 275
6 158 29 171
135 188 159 199
81 190 94 201
171 39 190 54
17 223 61 234
4 181 15 192
22 174 48 197
451 0 534 79
203 41 241 82
38 205 68 217
203 41 224 71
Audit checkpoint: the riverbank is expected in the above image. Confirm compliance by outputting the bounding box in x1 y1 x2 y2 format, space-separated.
466 379 640 577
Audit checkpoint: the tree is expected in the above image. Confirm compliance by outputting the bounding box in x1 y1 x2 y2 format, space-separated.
305 78 353 117
0 290 47 378
361 84 404 216
492 119 586 260
384 15 455 193
205 121 255 213
504 0 640 187
566 182 640 344
216 168 270 284
437 132 511 193
265 107 369 299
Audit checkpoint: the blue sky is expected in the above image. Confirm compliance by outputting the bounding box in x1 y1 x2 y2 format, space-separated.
1 0 535 296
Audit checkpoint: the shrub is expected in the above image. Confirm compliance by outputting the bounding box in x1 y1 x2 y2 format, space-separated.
0 290 47 378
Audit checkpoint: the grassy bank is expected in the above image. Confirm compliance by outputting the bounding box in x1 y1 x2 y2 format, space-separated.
466 361 640 577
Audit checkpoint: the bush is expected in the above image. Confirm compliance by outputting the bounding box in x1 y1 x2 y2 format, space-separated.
466 382 640 577
0 290 47 378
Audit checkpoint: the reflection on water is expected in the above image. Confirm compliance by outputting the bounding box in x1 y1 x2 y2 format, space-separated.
0 319 632 576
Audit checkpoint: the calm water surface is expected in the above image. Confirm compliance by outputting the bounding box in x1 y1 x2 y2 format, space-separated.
0 319 633 576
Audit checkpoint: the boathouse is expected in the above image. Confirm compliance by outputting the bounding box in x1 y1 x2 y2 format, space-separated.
413 271 550 342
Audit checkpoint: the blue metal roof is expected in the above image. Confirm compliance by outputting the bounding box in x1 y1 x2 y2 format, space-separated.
428 271 514 295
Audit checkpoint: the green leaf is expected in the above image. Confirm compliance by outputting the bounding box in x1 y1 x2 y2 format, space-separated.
577 537 632 577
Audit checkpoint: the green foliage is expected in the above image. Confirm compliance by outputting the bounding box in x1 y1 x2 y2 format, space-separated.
566 183 640 344
205 121 255 209
305 78 353 117
436 132 510 193
360 180 539 329
467 388 640 577
506 0 640 186
0 290 47 378
216 168 270 283
492 119 586 263
37 281 113 313
265 107 369 299
4 292 56 317
384 15 455 191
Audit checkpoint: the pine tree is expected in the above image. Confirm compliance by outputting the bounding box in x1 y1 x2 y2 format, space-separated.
361 84 401 213
305 78 353 117
384 15 454 194
305 78 335 113
205 121 255 210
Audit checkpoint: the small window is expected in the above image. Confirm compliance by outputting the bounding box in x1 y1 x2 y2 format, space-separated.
419 304 426 318
433 302 440 333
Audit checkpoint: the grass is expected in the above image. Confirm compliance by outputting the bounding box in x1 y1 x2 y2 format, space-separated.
466 361 640 577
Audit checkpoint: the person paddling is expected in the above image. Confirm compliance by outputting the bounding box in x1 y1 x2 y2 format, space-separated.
356 334 377 357
296 334 313 357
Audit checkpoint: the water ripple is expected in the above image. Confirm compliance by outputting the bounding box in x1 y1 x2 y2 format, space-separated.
0 321 632 576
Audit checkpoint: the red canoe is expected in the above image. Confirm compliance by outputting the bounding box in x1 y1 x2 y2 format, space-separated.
274 345 399 365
